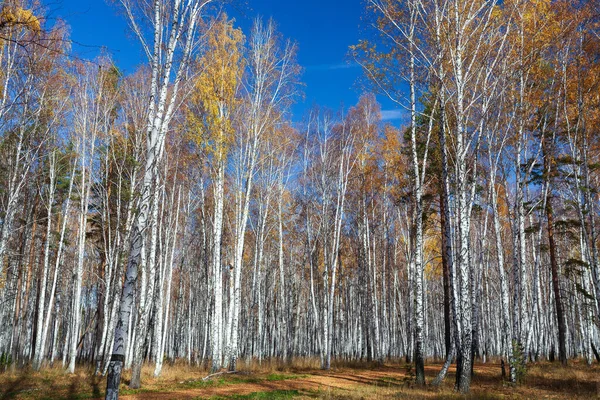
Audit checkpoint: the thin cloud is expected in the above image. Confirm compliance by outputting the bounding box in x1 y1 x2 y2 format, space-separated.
380 109 407 121
306 62 360 71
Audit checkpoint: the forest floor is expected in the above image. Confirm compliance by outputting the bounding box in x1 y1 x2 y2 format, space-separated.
0 359 598 399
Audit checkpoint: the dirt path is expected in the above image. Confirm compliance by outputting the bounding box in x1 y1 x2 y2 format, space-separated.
115 362 600 400
118 369 407 399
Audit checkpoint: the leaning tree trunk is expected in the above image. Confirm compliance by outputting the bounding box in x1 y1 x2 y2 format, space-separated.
105 156 155 399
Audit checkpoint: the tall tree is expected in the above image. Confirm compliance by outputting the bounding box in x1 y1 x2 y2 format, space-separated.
106 0 218 397
187 14 244 373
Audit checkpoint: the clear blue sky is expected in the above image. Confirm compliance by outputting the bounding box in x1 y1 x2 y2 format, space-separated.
49 0 404 123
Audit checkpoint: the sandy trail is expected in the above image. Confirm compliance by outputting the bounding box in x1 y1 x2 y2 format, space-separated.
119 368 407 399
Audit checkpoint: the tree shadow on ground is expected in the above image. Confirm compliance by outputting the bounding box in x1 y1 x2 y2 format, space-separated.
0 371 33 400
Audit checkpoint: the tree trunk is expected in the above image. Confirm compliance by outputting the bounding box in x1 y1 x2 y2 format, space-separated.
544 145 567 366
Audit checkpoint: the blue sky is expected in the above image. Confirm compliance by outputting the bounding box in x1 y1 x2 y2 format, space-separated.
49 0 405 124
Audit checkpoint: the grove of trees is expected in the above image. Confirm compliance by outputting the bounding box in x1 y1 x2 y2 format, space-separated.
0 0 598 398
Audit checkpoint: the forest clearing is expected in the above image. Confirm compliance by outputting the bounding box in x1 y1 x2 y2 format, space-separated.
1 360 598 399
1 0 600 399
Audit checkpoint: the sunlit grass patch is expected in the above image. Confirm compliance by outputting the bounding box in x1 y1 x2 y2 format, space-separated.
266 373 307 381
208 389 301 399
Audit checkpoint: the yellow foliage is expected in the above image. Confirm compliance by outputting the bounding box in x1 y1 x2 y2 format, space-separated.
0 5 41 33
187 14 244 162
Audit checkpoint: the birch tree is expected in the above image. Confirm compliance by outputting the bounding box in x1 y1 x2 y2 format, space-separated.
225 17 299 371
0 0 599 393
106 0 218 397
186 14 243 373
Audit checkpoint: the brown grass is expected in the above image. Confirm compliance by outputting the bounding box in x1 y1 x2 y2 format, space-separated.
0 359 598 399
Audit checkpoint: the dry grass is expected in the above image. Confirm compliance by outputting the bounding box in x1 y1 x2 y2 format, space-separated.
0 359 598 399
